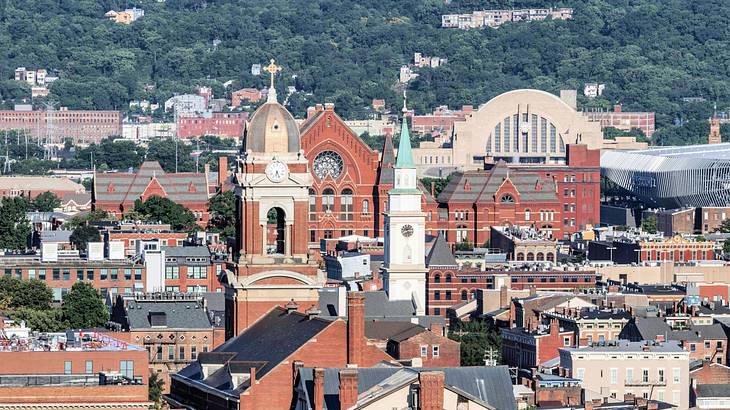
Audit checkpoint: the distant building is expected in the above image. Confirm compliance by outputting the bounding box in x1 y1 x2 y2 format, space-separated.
410 105 472 136
122 122 176 143
0 176 85 199
164 94 207 116
31 86 48 98
0 108 122 144
502 320 576 369
176 111 246 139
710 116 723 144
371 98 385 112
323 251 371 281
93 161 211 225
588 236 716 264
399 65 419 83
231 88 262 106
490 225 559 262
584 104 655 138
0 329 150 409
413 52 447 68
559 340 690 408
583 82 605 98
251 63 262 76
105 7 144 24
442 7 574 29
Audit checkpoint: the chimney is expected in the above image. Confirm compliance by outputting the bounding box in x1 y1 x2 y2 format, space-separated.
500 286 509 309
647 401 659 410
419 371 445 410
584 398 593 410
314 368 325 410
217 156 228 188
338 369 358 410
347 291 365 366
249 366 256 390
430 181 436 197
429 323 443 337
613 104 622 113
306 106 317 120
549 319 559 336
307 306 322 320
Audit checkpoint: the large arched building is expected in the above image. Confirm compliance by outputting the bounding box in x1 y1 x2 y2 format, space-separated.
450 89 604 168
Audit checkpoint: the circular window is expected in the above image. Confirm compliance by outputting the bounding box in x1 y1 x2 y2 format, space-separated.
313 151 344 180
500 194 515 203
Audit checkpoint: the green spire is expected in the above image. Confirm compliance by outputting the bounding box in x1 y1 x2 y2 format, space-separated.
395 115 415 169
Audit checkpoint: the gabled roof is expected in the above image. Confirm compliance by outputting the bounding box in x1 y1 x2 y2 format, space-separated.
296 366 516 410
437 161 557 204
175 307 334 395
94 161 209 204
426 233 457 267
364 320 425 342
377 133 395 185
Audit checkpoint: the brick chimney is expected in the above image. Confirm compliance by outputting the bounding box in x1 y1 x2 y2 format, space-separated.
613 104 622 113
314 368 325 410
429 323 443 337
500 286 509 309
306 106 317 120
419 371 445 410
338 369 358 410
217 156 228 188
347 291 365 366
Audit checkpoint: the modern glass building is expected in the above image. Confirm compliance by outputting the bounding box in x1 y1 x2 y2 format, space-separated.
601 143 730 208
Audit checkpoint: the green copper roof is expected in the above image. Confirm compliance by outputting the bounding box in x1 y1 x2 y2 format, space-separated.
395 115 415 169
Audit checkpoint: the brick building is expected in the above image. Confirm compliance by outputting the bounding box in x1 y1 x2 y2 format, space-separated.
161 246 224 293
543 308 631 345
410 105 472 136
364 321 459 367
93 161 212 226
434 144 600 243
167 292 394 410
111 293 226 393
491 225 558 262
589 236 716 264
176 112 247 139
231 88 262 106
102 224 189 256
0 108 122 144
0 329 150 409
502 320 576 369
0 176 85 199
583 104 655 138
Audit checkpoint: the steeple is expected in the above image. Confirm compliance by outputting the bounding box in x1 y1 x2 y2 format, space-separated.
395 93 415 169
377 132 395 185
263 59 283 104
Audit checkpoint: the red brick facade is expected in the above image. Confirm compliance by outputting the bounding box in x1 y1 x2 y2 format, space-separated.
177 112 247 139
387 329 461 367
0 109 122 144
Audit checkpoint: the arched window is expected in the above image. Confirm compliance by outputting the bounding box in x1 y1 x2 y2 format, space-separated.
500 194 515 203
461 290 468 301
434 274 441 283
456 225 468 243
322 189 334 212
308 189 317 221
362 199 369 215
546 253 555 262
516 252 525 261
525 209 531 221
536 252 545 261
526 252 535 261
445 274 452 283
340 189 353 220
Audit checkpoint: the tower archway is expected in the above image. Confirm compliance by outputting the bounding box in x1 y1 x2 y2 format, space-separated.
266 207 286 254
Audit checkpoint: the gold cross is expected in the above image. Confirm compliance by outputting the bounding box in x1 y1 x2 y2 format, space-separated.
263 59 283 89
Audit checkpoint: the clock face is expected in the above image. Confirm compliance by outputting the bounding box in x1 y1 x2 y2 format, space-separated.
401 224 414 238
265 161 288 183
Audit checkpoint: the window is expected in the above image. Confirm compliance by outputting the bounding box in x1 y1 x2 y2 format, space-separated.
445 274 452 283
642 369 649 383
432 346 439 357
420 346 427 357
576 368 585 380
87 270 94 280
434 291 440 301
610 368 617 384
563 337 571 346
156 346 162 361
434 274 441 283
64 361 72 374
445 290 452 300
187 266 206 279
191 346 197 360
53 268 60 280
461 290 468 301
168 345 175 361
165 286 180 292
672 391 680 406
658 369 665 383
100 269 107 280
28 269 35 280
433 308 440 315
500 194 515 203
76 269 84 281
322 189 334 212
362 200 369 215
124 269 132 280
626 368 634 383
85 360 93 374
120 360 134 379
340 189 353 221
165 266 179 279
690 343 696 352
62 268 70 281
110 269 118 280
179 346 185 360
672 368 680 383
135 268 142 280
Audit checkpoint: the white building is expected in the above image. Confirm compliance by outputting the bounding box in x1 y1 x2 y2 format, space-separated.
584 83 606 98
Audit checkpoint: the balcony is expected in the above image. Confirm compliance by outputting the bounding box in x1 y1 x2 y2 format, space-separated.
625 379 666 387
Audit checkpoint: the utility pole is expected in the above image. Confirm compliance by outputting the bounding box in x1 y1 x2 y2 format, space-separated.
3 130 10 174
483 347 498 366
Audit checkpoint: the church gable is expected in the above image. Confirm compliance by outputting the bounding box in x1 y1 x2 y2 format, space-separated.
140 177 168 201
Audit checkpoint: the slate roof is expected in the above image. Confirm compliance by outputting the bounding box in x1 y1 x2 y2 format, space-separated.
426 233 457 267
437 161 557 204
364 321 425 342
0 176 84 192
296 366 516 410
40 230 73 243
696 384 730 398
629 317 727 342
94 161 209 204
124 299 213 330
175 307 334 396
377 133 395 185
162 245 211 258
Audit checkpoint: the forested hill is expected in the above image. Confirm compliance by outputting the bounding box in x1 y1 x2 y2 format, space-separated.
2 0 730 145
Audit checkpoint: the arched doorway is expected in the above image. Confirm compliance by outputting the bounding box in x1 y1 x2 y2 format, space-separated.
266 207 286 254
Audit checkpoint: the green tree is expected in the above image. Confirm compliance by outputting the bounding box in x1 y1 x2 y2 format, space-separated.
723 239 730 255
208 190 236 241
69 225 101 251
6 308 66 333
455 241 474 251
65 209 113 230
448 320 502 366
0 197 31 250
62 282 109 329
134 196 196 231
0 276 52 310
32 191 61 212
641 214 658 234
149 371 165 409
421 176 452 198
146 138 195 172
717 219 730 233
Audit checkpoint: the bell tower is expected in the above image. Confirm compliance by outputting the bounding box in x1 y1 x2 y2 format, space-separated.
382 99 427 315
224 60 323 339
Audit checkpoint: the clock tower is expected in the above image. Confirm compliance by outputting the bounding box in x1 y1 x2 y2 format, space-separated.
223 60 323 338
382 106 427 315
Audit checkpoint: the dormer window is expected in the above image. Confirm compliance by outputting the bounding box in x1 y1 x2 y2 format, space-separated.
500 194 515 203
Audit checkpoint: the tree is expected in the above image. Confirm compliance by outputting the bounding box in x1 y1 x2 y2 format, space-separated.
208 190 236 240
70 225 101 251
0 197 31 250
149 371 165 409
65 209 114 230
0 276 52 310
146 138 195 172
448 320 502 366
641 214 658 234
420 176 452 198
134 196 196 231
62 282 109 329
717 219 730 233
32 191 61 212
723 239 730 255
6 308 66 333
